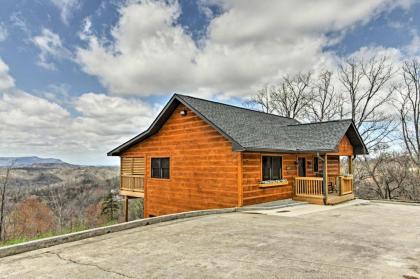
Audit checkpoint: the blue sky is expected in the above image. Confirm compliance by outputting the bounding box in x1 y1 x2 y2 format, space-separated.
0 0 419 165
0 0 220 103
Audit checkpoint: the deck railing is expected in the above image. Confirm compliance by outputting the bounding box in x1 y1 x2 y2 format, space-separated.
120 175 144 192
294 176 354 205
339 176 353 195
294 177 323 197
294 176 353 197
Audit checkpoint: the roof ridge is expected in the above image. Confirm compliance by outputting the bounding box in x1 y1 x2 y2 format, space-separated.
108 94 367 156
174 93 300 123
286 118 353 127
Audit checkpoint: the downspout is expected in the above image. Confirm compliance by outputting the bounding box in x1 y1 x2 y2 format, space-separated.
317 153 327 205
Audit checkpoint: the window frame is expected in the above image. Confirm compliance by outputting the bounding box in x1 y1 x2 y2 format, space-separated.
261 155 283 181
151 157 170 179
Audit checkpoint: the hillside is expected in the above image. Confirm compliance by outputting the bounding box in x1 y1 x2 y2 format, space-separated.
0 156 118 189
0 160 143 245
4 164 118 189
0 156 67 167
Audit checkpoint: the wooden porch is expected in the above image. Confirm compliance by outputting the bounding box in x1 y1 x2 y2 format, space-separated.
292 154 355 205
293 176 354 205
119 157 145 222
119 157 145 198
120 175 144 198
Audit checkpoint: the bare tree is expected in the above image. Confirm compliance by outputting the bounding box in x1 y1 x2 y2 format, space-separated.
45 183 67 231
338 56 396 149
360 152 411 200
396 59 420 167
271 72 313 120
0 160 15 241
244 85 275 113
248 72 313 120
308 70 345 122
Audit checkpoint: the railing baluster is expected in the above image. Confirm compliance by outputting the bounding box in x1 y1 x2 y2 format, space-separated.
120 175 144 192
295 177 325 197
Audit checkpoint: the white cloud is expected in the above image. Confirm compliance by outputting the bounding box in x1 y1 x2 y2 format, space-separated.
0 91 71 154
32 28 71 70
72 93 158 141
0 91 158 164
50 0 80 25
77 1 198 96
0 58 159 164
0 23 8 42
404 31 420 57
68 93 158 162
347 45 403 62
35 83 74 107
0 58 15 91
2 1 418 164
76 0 414 99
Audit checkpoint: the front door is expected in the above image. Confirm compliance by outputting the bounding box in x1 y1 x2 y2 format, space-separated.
298 158 306 177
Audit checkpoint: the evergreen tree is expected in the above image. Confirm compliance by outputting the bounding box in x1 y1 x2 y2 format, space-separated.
101 190 119 221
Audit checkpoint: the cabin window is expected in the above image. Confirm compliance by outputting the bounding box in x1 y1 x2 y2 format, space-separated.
151 158 170 179
313 157 319 172
262 156 282 181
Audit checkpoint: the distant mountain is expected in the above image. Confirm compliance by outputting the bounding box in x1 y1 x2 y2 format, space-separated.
0 156 68 167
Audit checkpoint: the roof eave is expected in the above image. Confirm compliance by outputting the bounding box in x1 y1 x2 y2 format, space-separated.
107 130 148 156
107 94 180 156
329 120 368 156
348 121 369 155
107 94 246 156
242 147 335 154
176 94 245 151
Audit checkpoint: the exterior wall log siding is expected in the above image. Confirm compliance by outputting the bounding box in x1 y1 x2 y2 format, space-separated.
120 104 354 215
122 104 239 217
241 153 341 205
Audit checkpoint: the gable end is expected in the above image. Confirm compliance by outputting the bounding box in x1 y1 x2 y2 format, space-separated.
108 95 244 156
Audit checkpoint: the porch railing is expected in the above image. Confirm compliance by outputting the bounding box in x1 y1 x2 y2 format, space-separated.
120 175 144 192
294 176 353 198
294 177 323 197
339 176 353 195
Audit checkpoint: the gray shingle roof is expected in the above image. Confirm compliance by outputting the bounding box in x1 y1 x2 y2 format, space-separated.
178 95 366 154
108 94 368 156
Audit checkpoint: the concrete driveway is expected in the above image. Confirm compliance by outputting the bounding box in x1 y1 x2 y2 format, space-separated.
0 201 419 279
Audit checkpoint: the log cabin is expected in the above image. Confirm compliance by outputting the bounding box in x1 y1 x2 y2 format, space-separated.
108 94 368 219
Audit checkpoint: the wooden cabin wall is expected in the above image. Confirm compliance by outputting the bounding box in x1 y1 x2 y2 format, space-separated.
337 135 353 156
241 153 340 205
122 104 239 217
242 153 293 205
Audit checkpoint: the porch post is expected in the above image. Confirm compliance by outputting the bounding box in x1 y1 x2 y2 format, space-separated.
348 155 354 193
348 156 353 175
124 196 129 222
323 154 328 205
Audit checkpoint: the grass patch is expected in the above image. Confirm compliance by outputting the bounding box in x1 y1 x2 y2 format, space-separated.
0 219 126 248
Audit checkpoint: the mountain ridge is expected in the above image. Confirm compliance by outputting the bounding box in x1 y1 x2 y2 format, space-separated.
0 156 68 167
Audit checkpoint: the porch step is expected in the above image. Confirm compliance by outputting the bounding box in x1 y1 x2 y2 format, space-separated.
239 199 307 211
326 193 355 205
